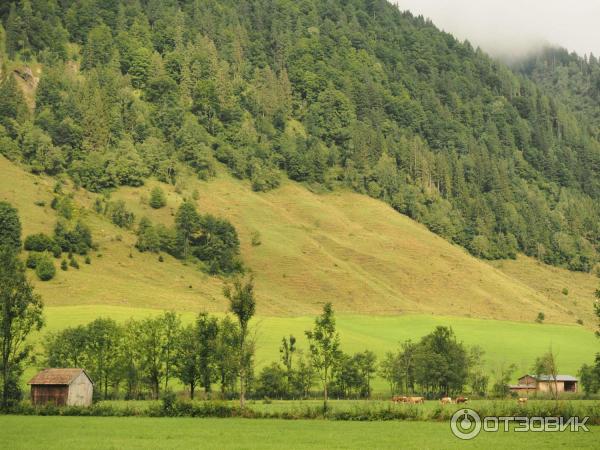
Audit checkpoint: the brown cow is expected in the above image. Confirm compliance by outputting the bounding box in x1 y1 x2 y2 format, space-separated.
407 396 425 404
392 396 407 404
455 396 468 404
518 398 528 405
440 397 452 405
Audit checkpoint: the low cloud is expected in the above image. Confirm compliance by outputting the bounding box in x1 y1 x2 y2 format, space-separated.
394 0 600 59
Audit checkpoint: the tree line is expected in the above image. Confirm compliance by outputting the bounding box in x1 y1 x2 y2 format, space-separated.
43 300 499 409
0 0 599 272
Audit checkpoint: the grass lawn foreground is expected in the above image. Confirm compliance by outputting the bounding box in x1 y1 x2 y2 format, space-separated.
1 416 597 449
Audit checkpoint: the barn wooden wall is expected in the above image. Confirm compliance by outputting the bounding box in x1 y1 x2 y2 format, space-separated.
67 372 94 406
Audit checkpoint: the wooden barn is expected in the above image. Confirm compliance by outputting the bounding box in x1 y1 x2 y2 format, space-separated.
28 368 94 407
509 374 578 395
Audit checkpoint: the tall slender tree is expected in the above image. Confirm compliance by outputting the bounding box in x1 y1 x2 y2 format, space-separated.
305 303 341 412
223 276 256 408
174 201 200 259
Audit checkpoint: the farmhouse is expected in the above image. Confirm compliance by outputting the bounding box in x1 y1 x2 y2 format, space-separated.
28 368 94 406
509 374 578 395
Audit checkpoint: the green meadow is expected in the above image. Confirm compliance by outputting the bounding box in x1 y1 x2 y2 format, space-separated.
37 306 598 391
0 416 596 449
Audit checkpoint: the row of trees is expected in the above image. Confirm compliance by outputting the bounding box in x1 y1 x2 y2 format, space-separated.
45 276 256 405
1 0 599 272
46 313 240 400
43 298 522 408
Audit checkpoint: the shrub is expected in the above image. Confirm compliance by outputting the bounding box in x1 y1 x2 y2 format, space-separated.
51 195 74 219
149 186 167 209
54 220 94 254
85 256 91 264
51 244 62 258
61 259 68 271
93 198 104 213
136 217 161 253
160 391 177 416
24 233 55 252
536 312 545 323
35 255 56 281
251 231 262 246
106 200 135 229
26 252 39 269
69 257 79 269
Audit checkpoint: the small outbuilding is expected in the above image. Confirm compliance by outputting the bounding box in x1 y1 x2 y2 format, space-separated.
509 374 578 395
28 368 94 407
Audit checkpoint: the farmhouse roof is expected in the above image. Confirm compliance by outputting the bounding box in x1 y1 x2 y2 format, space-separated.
536 374 578 382
27 368 93 386
519 374 578 382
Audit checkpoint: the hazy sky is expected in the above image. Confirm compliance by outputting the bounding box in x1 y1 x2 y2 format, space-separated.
394 0 600 59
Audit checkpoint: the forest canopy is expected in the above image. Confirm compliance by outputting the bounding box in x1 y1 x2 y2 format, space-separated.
1 0 599 272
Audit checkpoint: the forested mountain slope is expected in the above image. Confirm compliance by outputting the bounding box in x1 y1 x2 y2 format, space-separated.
1 154 597 324
515 46 600 135
0 0 599 275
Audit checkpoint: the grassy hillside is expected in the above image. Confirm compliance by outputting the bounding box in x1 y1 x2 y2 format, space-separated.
41 305 597 378
1 155 598 324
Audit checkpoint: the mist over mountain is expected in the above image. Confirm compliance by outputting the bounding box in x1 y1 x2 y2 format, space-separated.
395 0 600 61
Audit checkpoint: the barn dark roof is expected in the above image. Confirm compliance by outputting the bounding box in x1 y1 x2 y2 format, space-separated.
519 374 578 382
536 375 578 382
27 368 92 385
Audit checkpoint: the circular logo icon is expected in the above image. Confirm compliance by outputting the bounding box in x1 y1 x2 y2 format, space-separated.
450 408 482 440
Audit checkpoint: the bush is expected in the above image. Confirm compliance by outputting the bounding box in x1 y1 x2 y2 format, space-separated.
54 220 94 254
35 254 56 281
51 195 74 219
69 257 79 269
136 217 161 253
61 259 68 271
149 186 167 209
536 312 545 323
85 256 91 264
93 198 104 213
52 244 62 258
106 200 135 229
24 233 55 252
26 252 40 269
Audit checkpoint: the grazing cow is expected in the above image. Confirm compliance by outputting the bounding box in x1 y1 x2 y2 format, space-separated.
440 397 452 405
392 396 407 404
455 396 468 404
408 396 424 404
518 398 528 405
